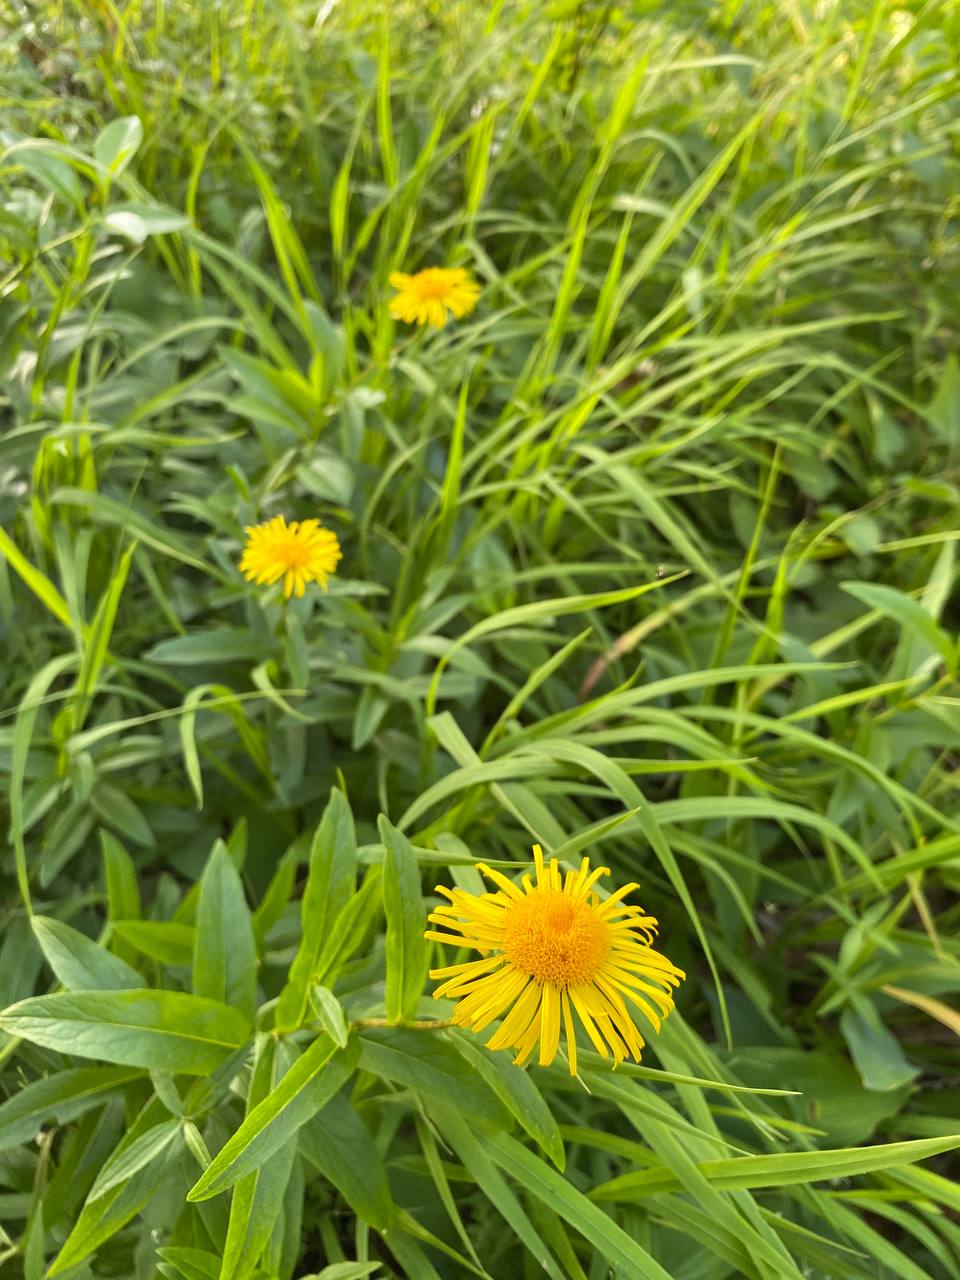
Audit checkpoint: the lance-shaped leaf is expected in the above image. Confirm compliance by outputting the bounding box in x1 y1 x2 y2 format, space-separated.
0 990 251 1074
379 815 428 1023
188 1034 359 1201
276 790 357 1029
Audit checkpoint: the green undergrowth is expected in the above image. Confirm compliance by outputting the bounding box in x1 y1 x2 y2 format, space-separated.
0 1 959 1277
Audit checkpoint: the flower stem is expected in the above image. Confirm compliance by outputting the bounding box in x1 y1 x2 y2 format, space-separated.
350 1017 455 1031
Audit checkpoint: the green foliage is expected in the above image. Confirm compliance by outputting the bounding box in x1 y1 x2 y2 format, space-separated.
1 0 959 1277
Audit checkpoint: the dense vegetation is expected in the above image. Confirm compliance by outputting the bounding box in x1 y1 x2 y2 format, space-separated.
1 1 959 1277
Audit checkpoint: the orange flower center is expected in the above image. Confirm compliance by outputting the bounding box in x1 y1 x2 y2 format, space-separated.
274 534 311 568
502 888 610 987
413 271 454 299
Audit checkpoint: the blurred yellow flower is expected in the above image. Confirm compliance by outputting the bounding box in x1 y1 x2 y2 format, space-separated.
239 515 341 599
389 267 481 328
425 845 683 1075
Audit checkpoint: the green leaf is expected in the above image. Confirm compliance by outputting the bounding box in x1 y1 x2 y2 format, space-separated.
727 1047 909 1145
187 1035 359 1201
444 1029 564 1170
300 1093 394 1231
481 1124 675 1280
591 1134 960 1201
0 990 251 1073
103 201 189 238
31 916 143 991
358 1027 505 1123
51 487 212 571
0 525 73 629
429 1105 566 1280
49 1103 176 1274
927 353 960 445
90 781 155 847
351 686 390 750
277 790 357 1029
841 580 955 672
314 866 383 987
9 653 77 911
379 815 428 1024
10 142 84 210
0 1066 143 1152
839 997 919 1093
101 831 141 965
157 1247 221 1280
112 920 196 965
308 986 349 1048
222 1138 296 1280
93 115 143 175
301 1267 383 1280
426 577 683 716
150 1069 184 1116
219 1037 298 1280
146 628 267 665
89 1119 181 1200
252 838 303 946
193 840 257 1019
72 542 135 731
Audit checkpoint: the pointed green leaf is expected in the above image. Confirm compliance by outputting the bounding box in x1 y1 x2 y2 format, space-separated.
358 1027 504 1123
157 1247 221 1280
193 840 257 1018
101 831 141 965
300 1093 394 1231
308 986 349 1048
0 990 251 1073
591 1134 960 1201
89 1119 181 1200
445 1028 564 1170
73 542 135 729
220 1035 296 1280
481 1125 675 1280
31 916 143 991
112 920 196 965
49 1102 176 1274
379 815 428 1023
841 580 955 671
840 997 919 1092
0 1066 143 1152
430 1105 566 1280
93 115 143 175
277 790 357 1028
315 866 383 988
188 1035 359 1201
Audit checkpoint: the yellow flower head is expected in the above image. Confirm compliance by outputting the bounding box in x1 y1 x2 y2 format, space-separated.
426 846 684 1075
239 515 342 599
389 267 481 328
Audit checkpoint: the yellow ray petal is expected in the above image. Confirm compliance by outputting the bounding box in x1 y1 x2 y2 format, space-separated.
538 983 561 1067
561 990 578 1077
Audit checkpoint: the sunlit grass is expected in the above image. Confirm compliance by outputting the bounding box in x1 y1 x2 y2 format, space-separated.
0 0 958 1276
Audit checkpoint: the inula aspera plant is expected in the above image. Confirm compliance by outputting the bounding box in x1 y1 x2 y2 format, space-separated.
427 846 684 1073
239 515 343 598
0 1 958 1277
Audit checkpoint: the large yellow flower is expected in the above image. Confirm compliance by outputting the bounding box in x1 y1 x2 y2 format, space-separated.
425 845 684 1075
239 515 341 599
388 267 481 328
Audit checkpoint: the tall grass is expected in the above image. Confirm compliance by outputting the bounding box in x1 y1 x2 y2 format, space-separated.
1 1 959 1277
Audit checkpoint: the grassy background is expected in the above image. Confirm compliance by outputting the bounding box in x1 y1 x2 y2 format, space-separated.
1 0 959 1277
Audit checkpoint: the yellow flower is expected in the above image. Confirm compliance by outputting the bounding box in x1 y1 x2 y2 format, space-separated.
239 515 342 599
388 267 481 328
425 845 684 1075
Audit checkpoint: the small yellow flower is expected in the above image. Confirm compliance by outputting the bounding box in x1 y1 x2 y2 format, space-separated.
388 267 481 328
425 845 684 1075
239 515 342 599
